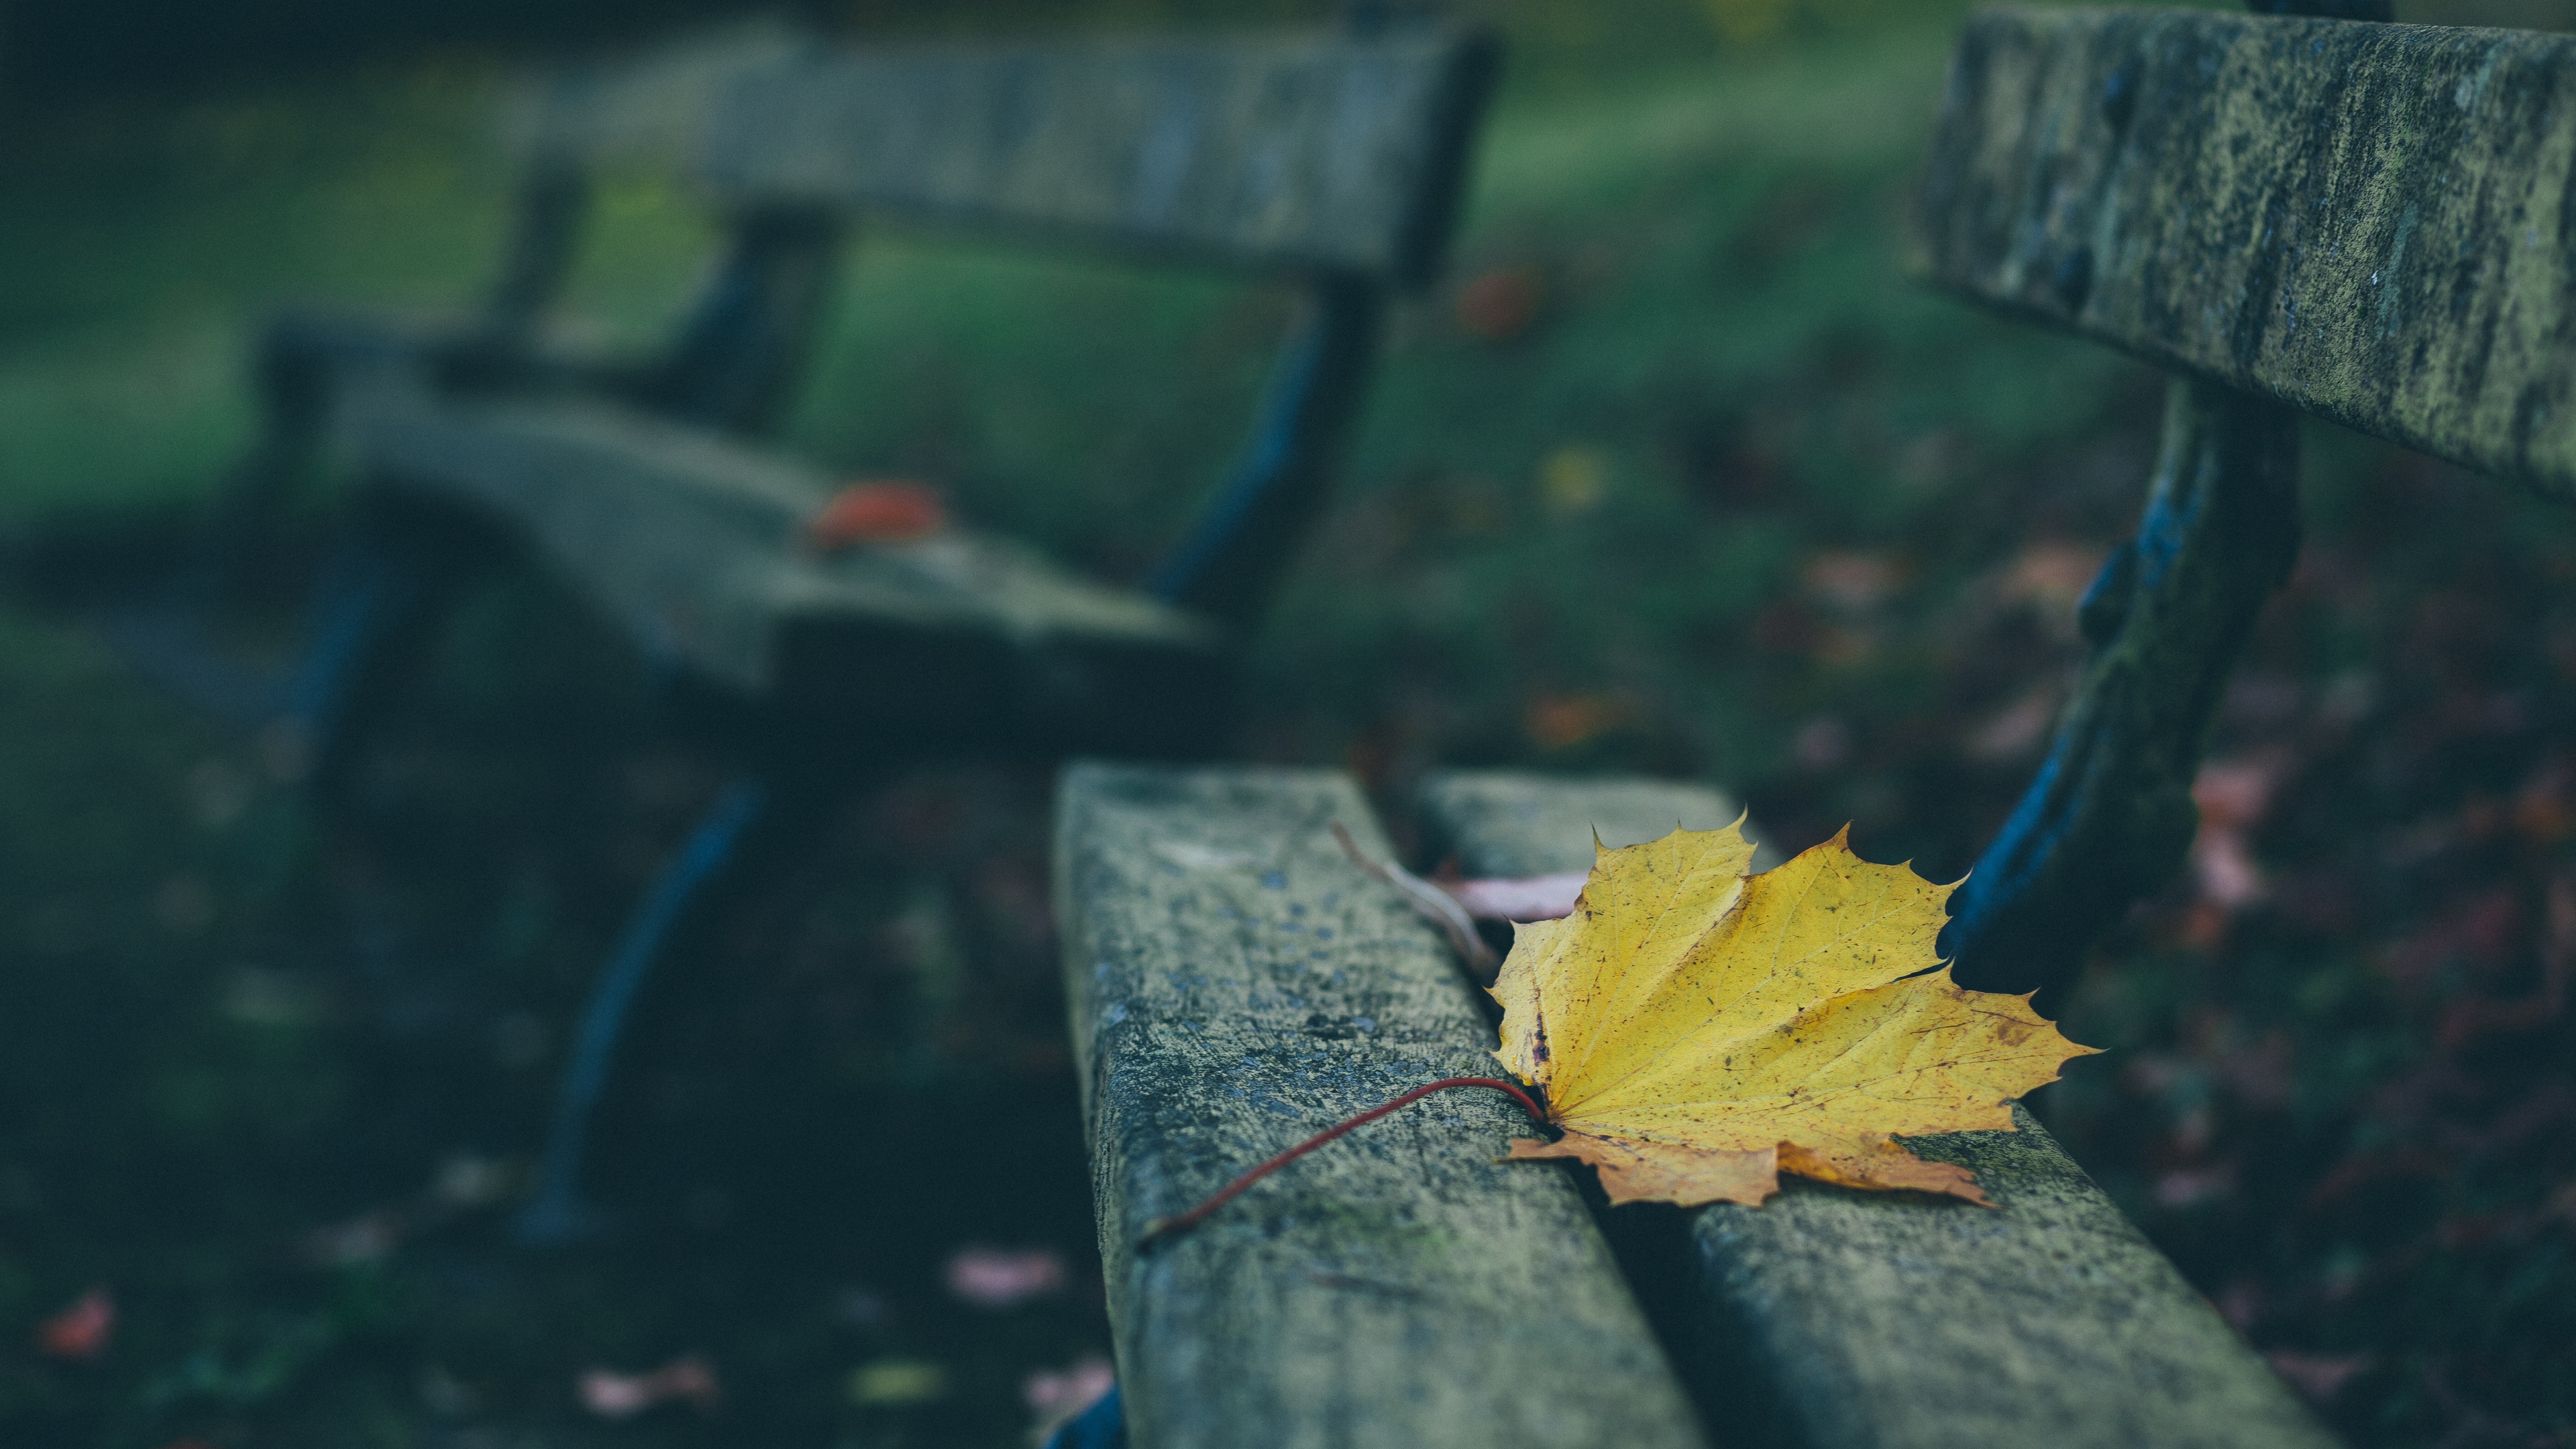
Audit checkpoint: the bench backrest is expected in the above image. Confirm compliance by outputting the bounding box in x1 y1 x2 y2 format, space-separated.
702 30 1496 286
1918 5 2576 498
1912 1 2576 999
458 20 1495 635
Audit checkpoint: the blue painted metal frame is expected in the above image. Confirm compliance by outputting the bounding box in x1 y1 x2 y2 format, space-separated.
1146 272 1387 630
517 778 771 1244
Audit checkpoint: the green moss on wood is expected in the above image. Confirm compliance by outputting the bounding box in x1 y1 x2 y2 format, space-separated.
1919 6 2576 499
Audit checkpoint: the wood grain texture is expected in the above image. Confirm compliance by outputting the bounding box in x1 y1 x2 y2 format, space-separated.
1055 764 1708 1449
354 394 1228 751
1917 7 2576 497
1413 769 2339 1449
703 28 1497 282
506 23 811 173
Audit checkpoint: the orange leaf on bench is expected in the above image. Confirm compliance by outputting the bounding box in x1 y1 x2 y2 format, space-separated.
807 480 949 551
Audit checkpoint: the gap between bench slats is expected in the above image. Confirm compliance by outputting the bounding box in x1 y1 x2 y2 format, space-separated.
1054 763 1707 1449
1415 769 2341 1449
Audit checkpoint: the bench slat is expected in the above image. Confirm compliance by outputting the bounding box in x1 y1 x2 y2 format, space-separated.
509 23 810 173
356 396 1227 746
1414 770 2338 1449
1055 764 1708 1449
704 30 1496 283
1919 7 2576 498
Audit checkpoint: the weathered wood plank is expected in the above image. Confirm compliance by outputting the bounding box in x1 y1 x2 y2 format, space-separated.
703 28 1497 283
1917 7 2576 498
1055 763 1708 1449
354 394 1227 749
1413 769 2339 1449
506 22 811 173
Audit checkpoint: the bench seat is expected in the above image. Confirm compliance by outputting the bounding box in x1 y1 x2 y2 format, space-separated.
354 392 1230 753
1057 763 2337 1449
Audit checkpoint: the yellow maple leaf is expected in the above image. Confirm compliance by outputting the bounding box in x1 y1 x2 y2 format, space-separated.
1491 820 2098 1208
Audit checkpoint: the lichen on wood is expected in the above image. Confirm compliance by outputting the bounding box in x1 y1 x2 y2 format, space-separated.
1055 763 1708 1449
1917 6 2576 500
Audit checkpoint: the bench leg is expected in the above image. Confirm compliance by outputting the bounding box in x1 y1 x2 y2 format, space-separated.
288 500 478 800
515 763 860 1245
1943 376 2301 1000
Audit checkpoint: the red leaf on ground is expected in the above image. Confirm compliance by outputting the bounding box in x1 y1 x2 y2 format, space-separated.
36 1287 113 1361
1453 267 1542 341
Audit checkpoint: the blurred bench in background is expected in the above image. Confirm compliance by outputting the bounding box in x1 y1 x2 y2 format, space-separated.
245 17 1497 1241
207 24 818 600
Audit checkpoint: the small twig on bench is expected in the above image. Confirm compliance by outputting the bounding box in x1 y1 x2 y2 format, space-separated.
1138 1076 1546 1249
1330 821 1501 983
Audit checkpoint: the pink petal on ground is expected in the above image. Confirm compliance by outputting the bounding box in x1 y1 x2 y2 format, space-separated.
579 1355 720 1419
945 1247 1067 1309
2193 827 2267 908
1024 1354 1116 1436
2265 1350 2371 1405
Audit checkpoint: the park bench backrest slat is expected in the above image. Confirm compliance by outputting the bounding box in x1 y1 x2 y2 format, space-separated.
701 29 1498 284
1414 771 2340 1449
1055 763 1709 1449
505 23 811 174
1917 7 2576 499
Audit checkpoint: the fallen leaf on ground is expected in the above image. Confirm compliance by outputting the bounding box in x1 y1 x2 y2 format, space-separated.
806 480 948 550
1024 1355 1116 1439
302 1210 402 1267
36 1287 113 1360
2266 1350 2372 1404
1524 689 1627 748
848 1358 949 1406
1493 822 2097 1207
578 1355 720 1418
1452 266 1542 341
943 1246 1065 1308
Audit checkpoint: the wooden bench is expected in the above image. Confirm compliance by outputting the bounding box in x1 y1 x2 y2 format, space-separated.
209 24 820 599
1055 765 2334 1448
1052 0 2576 1440
268 18 1497 1239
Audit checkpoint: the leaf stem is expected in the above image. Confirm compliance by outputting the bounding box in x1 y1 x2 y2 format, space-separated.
1136 1076 1546 1248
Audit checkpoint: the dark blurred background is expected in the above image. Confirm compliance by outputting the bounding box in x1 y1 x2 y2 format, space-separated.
10 1 2576 1446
